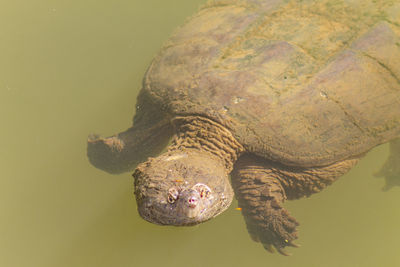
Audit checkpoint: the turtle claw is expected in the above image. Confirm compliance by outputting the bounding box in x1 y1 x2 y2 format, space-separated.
287 241 301 248
263 243 275 253
277 247 291 256
260 240 298 256
262 242 296 256
248 204 299 255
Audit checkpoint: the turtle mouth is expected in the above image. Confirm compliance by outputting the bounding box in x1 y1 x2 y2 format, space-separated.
138 202 207 226
137 189 232 226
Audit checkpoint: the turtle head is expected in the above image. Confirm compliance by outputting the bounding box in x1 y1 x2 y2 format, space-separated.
133 150 233 226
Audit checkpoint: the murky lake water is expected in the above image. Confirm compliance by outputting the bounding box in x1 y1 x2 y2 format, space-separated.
1 0 399 266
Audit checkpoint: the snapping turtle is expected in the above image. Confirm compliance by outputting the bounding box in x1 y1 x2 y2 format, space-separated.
87 0 400 255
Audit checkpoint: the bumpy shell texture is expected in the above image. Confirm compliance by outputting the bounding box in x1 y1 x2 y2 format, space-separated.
144 0 400 167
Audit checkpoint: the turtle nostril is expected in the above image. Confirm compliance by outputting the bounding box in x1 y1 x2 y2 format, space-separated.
187 196 198 208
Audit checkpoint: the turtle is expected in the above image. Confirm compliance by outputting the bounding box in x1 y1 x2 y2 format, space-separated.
87 0 400 255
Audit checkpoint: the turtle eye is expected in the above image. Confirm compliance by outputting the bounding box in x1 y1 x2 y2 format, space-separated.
193 183 211 199
167 194 176 203
167 188 179 204
200 189 210 199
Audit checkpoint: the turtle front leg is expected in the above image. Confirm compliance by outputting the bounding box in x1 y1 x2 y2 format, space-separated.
87 90 173 174
375 139 400 191
231 154 359 255
231 155 299 256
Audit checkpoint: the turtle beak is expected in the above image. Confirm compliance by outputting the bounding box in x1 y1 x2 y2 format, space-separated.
176 189 201 218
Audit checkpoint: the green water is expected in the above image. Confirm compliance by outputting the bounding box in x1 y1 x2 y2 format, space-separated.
1 1 399 266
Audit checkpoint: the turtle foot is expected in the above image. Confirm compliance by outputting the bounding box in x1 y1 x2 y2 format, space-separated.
244 200 300 256
374 164 400 191
374 139 400 191
87 134 128 174
88 134 125 152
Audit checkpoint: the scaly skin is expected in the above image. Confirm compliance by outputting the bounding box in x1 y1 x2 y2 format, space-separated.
231 154 359 255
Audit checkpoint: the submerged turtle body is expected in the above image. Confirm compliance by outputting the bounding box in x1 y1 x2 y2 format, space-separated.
88 0 400 255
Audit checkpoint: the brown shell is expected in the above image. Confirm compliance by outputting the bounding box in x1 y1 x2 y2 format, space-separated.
143 0 400 167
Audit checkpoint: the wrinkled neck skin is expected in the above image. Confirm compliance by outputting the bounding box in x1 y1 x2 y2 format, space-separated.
133 116 244 226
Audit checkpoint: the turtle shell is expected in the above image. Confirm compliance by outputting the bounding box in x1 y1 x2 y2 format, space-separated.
143 0 400 167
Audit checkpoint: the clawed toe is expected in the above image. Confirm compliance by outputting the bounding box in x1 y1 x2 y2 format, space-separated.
287 240 300 248
277 247 291 256
283 216 300 232
261 238 300 256
254 208 300 255
263 243 275 253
